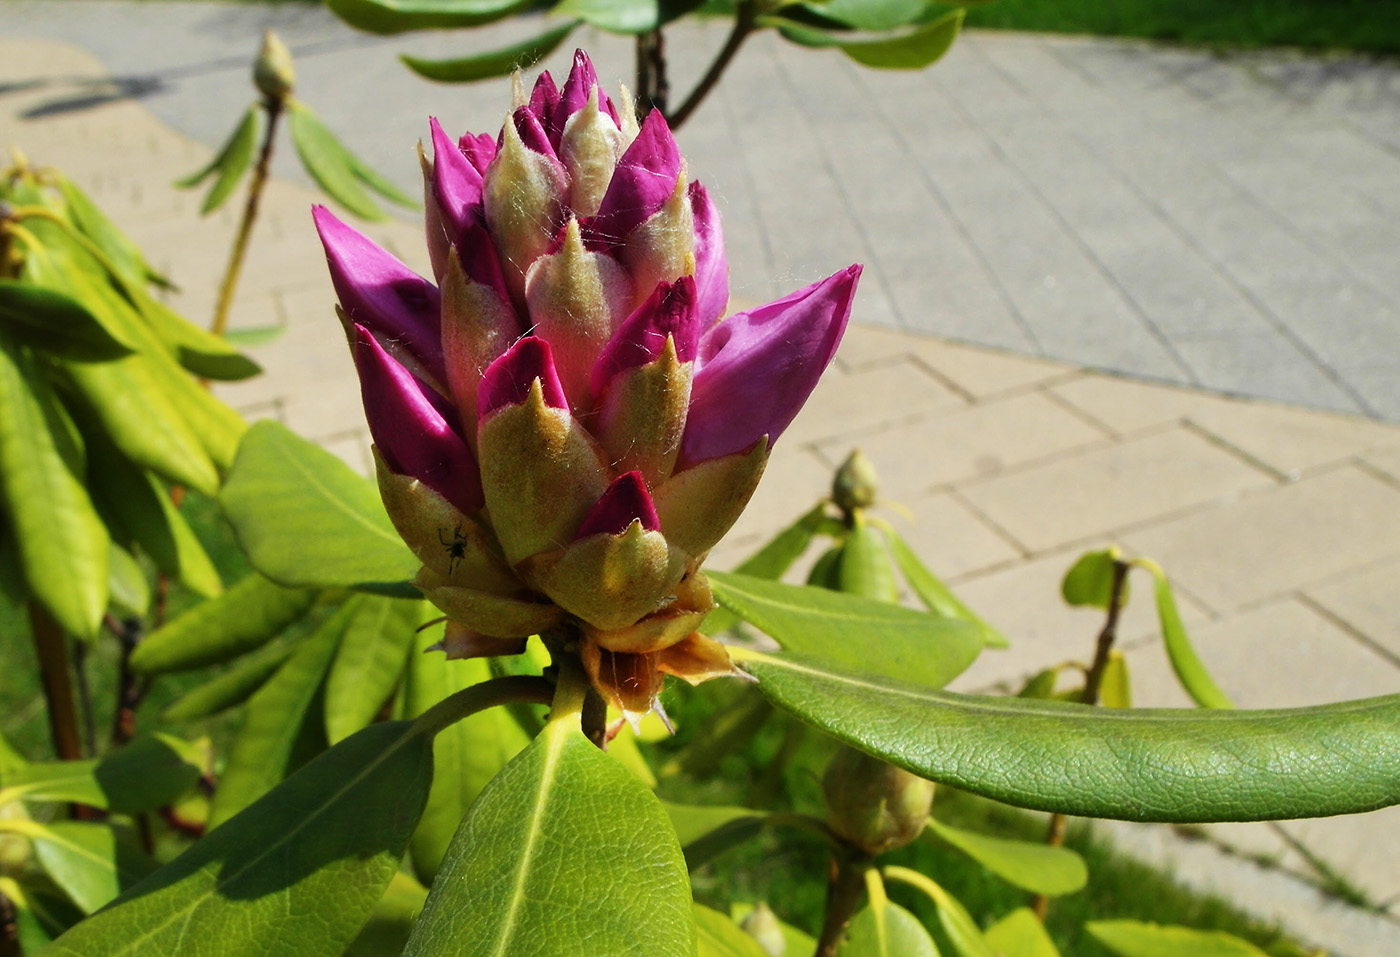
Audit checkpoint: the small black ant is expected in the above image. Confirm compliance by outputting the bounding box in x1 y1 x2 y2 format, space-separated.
438 524 469 576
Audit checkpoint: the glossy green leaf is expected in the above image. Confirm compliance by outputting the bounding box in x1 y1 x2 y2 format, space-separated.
1060 549 1123 609
325 594 422 742
160 641 294 722
775 8 963 69
740 652 1400 823
402 708 694 956
1 734 203 814
983 909 1060 957
40 719 434 957
1138 560 1232 709
288 100 385 221
132 291 261 382
696 904 770 957
105 541 150 618
883 525 1008 648
54 175 167 287
130 573 316 674
0 280 132 361
839 520 899 601
208 601 351 827
885 867 991 957
1086 920 1269 957
402 21 579 82
345 870 428 957
0 331 108 639
221 420 418 590
326 0 531 35
925 818 1087 896
799 0 932 31
25 820 157 914
709 571 984 690
1099 651 1131 709
176 105 260 215
840 900 939 957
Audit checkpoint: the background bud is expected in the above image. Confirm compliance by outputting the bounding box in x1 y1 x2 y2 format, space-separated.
832 448 878 515
253 30 295 103
822 745 935 856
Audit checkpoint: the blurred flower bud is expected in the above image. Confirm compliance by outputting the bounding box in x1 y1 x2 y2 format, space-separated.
254 30 295 103
832 448 878 515
822 745 935 856
741 902 787 956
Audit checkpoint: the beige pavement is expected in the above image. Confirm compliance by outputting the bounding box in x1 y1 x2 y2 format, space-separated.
4 35 1399 956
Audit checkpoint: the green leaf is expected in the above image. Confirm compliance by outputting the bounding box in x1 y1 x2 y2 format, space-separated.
775 8 963 69
222 323 286 348
740 653 1400 823
105 541 150 618
741 504 834 581
1060 550 1123 609
983 909 1061 957
130 573 316 674
551 0 701 33
883 525 1008 648
839 520 899 602
1 734 203 814
26 821 158 914
326 0 532 35
799 0 933 31
402 709 694 956
0 330 108 639
925 818 1087 896
1138 559 1233 709
0 280 133 361
709 571 984 690
696 904 770 957
839 900 939 957
664 802 768 869
402 21 579 83
1086 920 1270 957
39 719 434 957
884 867 992 957
1099 651 1131 709
221 420 418 590
0 875 78 952
132 291 261 382
325 594 422 743
54 175 167 288
806 542 843 589
345 870 428 957
208 601 351 827
288 100 386 221
179 105 260 216
160 641 295 723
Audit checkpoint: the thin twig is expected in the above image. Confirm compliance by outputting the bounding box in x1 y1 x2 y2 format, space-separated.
210 96 283 338
27 602 82 761
667 1 757 130
814 850 871 957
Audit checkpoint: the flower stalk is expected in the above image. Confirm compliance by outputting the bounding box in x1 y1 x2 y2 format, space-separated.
210 94 282 339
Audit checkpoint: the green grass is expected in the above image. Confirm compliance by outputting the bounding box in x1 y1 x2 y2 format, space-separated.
953 0 1400 56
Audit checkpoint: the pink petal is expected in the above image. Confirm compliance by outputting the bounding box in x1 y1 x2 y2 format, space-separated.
353 324 483 515
529 70 562 140
458 131 497 175
590 276 698 398
593 110 682 244
313 205 446 386
688 181 729 326
430 117 485 242
556 49 621 132
478 335 568 420
679 265 862 468
575 471 660 538
456 219 514 306
512 105 557 160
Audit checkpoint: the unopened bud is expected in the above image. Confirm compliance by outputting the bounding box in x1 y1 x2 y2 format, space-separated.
741 902 786 956
254 31 295 103
832 449 878 514
822 745 934 856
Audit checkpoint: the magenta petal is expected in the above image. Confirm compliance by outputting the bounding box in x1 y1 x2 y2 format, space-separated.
556 49 621 131
512 105 557 159
688 182 728 326
679 265 863 468
529 71 561 129
456 219 514 306
430 118 485 242
576 471 660 538
478 336 568 420
313 206 447 386
590 276 698 397
594 110 682 243
458 131 497 175
353 325 483 515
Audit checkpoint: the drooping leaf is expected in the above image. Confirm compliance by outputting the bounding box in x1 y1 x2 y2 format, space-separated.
0 280 133 361
1 734 203 814
326 0 532 35
774 8 963 69
54 175 167 287
1086 920 1270 957
1060 549 1123 610
882 524 1008 647
161 641 295 723
402 706 694 956
221 420 418 591
709 571 984 690
1137 559 1233 709
696 904 770 957
174 105 260 215
838 520 899 602
325 594 423 743
132 291 261 382
983 909 1061 957
805 542 844 589
288 100 385 221
402 21 579 83
130 572 316 674
739 652 1400 823
799 0 933 31
839 900 939 957
25 820 158 914
884 867 992 957
105 541 150 618
925 819 1087 896
39 719 434 957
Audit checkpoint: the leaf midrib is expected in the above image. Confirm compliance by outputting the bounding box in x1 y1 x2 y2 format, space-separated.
488 724 565 957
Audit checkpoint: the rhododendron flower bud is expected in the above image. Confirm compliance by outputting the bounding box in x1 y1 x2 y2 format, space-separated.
315 49 862 720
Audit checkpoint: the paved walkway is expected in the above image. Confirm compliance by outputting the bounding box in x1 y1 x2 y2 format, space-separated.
4 7 1400 954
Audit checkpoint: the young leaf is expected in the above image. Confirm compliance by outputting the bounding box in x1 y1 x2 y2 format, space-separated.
1098 651 1132 709
838 519 899 602
1 734 203 813
220 420 419 591
402 21 579 82
325 594 423 743
696 904 769 957
1086 920 1270 957
130 573 316 674
0 280 133 361
882 524 1009 648
1060 549 1122 609
23 820 158 914
160 641 295 723
1137 559 1233 709
839 900 939 957
983 908 1061 957
39 719 435 957
288 100 386 221
740 652 1400 823
884 866 993 957
709 571 984 690
925 818 1087 896
402 709 694 956
175 105 260 215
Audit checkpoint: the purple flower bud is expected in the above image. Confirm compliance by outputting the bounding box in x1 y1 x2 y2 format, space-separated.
590 276 698 398
477 335 568 420
576 471 661 539
593 110 682 245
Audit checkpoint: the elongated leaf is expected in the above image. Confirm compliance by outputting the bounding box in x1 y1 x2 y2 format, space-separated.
0 280 132 361
105 541 150 618
133 291 260 382
883 525 1008 648
840 901 938 957
1138 560 1232 709
839 521 899 601
325 594 422 742
774 8 963 68
26 821 158 914
926 818 1086 896
40 719 434 957
0 331 108 639
208 601 351 827
288 100 385 221
885 867 992 957
1 734 203 813
799 0 932 31
176 106 259 215
345 870 428 957
402 708 694 957
551 0 656 32
221 420 418 590
983 909 1060 957
130 573 316 674
160 641 295 723
55 175 167 288
706 504 833 636
222 323 285 348
696 905 769 957
1086 921 1269 957
403 21 578 83
327 0 531 35
708 571 984 690
1061 549 1123 609
740 652 1400 823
